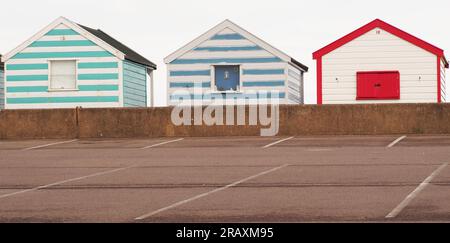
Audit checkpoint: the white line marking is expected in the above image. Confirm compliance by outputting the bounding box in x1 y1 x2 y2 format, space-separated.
387 136 407 148
262 137 294 149
0 164 138 200
386 162 448 218
23 139 78 151
135 164 289 220
141 138 184 149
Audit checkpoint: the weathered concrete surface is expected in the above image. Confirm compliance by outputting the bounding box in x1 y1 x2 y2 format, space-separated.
0 109 77 139
0 104 450 139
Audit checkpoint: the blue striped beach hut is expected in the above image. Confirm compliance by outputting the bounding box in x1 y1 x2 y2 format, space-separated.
165 20 308 105
0 17 156 109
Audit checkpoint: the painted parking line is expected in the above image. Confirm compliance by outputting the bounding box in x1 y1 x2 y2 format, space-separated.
22 139 78 151
135 164 289 220
262 137 294 149
387 136 407 148
386 162 448 219
0 164 139 200
140 138 185 149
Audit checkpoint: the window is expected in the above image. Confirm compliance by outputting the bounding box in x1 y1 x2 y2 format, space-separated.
214 65 240 92
356 71 400 100
50 60 77 90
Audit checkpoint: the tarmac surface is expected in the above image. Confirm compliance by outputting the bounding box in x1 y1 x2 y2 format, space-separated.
0 135 449 223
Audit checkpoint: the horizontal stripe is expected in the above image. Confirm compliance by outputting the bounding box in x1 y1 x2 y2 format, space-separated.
7 96 119 104
78 73 119 80
170 70 210 76
171 57 283 65
78 62 119 69
170 82 211 88
243 81 285 87
7 75 48 81
243 69 285 75
78 85 119 91
210 33 245 40
30 40 96 47
12 51 113 59
194 46 262 52
6 63 48 70
6 85 119 93
45 29 79 36
7 86 48 93
170 92 286 100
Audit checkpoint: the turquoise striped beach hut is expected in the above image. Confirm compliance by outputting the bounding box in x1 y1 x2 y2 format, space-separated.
0 17 156 109
165 20 308 105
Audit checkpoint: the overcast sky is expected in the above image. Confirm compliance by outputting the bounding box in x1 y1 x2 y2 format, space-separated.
1 0 448 106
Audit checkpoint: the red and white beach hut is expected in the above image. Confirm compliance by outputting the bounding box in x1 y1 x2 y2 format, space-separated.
313 19 448 104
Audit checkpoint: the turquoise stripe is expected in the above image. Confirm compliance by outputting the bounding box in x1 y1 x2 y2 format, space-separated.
194 46 262 52
78 73 119 80
6 85 119 92
7 75 48 81
171 57 282 64
170 70 210 76
243 69 285 75
12 51 113 59
78 85 119 91
243 81 285 87
45 29 79 36
7 86 48 93
78 62 119 69
170 82 211 88
7 96 119 104
30 40 96 47
210 33 245 40
6 63 48 70
170 92 286 100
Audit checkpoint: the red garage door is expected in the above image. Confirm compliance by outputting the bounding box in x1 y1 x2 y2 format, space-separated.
357 71 400 100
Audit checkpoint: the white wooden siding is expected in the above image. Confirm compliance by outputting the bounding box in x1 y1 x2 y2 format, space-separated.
286 63 303 104
322 27 438 104
441 59 447 102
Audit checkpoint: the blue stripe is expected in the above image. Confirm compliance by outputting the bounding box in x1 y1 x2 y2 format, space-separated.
78 73 119 80
12 51 113 59
171 57 282 65
170 70 210 76
45 29 79 36
30 40 96 47
194 46 262 52
170 82 211 88
170 92 286 100
210 33 245 40
6 63 48 70
7 75 48 81
243 69 285 75
78 62 119 69
7 96 119 104
243 81 285 87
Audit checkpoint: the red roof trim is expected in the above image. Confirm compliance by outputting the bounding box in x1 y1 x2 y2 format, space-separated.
313 19 446 63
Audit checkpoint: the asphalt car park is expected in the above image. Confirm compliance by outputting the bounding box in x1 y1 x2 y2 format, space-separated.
0 135 449 222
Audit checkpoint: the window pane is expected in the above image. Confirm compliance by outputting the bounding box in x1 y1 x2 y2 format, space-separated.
215 66 239 91
50 60 76 90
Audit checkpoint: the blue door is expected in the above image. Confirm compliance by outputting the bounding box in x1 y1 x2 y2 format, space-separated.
214 66 240 91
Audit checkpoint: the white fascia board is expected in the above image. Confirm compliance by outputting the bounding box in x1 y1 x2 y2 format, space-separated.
164 19 292 64
2 16 125 62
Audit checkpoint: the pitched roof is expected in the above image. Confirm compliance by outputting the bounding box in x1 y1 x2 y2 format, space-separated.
79 24 157 69
313 19 448 68
165 19 308 72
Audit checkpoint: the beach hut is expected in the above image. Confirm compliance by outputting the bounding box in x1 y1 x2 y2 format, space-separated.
0 17 156 109
165 20 308 105
313 19 448 104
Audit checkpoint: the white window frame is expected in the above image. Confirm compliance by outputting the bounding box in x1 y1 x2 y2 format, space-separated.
210 64 242 94
48 59 79 92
